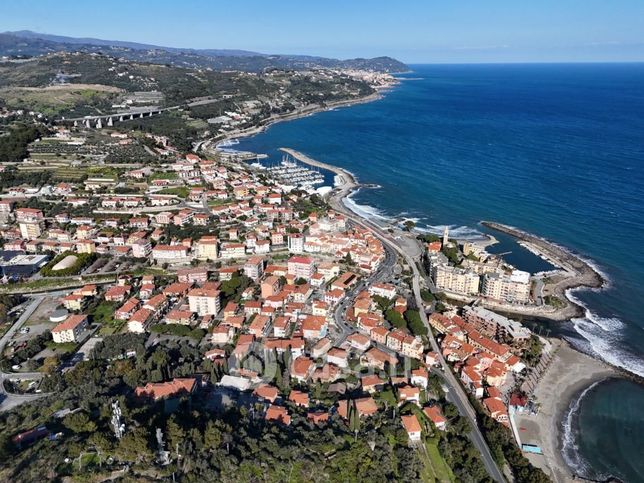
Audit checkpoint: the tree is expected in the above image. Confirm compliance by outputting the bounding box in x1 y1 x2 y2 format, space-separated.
404 309 428 336
203 421 222 450
41 355 60 375
348 400 360 438
372 295 393 312
63 411 97 434
385 309 406 329
165 415 186 451
403 220 416 231
115 426 153 463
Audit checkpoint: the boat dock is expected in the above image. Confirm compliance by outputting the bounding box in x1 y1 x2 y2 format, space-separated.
266 154 325 187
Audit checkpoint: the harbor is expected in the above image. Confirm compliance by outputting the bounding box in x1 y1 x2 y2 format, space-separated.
265 154 325 187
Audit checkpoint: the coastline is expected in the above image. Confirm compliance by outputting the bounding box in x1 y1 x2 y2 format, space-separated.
271 148 624 482
203 88 390 151
199 91 633 482
518 340 617 482
480 221 605 321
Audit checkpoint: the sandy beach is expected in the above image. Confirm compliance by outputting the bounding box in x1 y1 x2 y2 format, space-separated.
205 98 632 483
515 340 618 482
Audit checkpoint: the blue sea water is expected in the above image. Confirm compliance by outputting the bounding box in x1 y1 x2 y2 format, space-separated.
233 64 644 481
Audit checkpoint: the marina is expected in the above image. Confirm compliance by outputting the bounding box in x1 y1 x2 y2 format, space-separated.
265 155 325 187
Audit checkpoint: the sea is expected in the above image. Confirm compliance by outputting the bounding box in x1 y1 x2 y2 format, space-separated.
231 63 644 482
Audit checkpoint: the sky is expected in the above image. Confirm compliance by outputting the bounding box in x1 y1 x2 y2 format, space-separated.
3 0 644 63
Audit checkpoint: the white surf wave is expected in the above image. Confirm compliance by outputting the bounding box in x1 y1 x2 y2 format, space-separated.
489 223 613 287
566 289 624 331
566 289 644 377
561 380 603 478
421 223 485 240
342 190 390 222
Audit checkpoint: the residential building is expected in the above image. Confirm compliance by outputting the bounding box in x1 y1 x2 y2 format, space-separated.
51 314 88 343
188 288 221 316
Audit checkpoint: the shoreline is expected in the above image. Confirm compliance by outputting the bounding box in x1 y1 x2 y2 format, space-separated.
198 92 635 481
273 148 628 482
480 221 605 321
203 88 390 151
519 340 618 482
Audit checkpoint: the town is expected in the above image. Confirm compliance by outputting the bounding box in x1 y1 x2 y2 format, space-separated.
0 38 555 483
0 120 550 481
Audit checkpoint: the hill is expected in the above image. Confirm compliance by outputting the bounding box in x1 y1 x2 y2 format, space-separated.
0 31 408 73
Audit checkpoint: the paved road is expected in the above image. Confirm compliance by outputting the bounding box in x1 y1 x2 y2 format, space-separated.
332 239 397 343
0 296 47 412
326 179 506 482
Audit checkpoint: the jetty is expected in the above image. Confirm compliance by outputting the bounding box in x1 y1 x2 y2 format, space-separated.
481 221 604 319
279 148 358 191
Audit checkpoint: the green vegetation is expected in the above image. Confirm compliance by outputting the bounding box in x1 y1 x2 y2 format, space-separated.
441 245 460 265
420 289 435 303
523 335 544 367
0 332 52 370
0 167 53 190
219 273 252 304
0 122 49 162
372 295 393 312
89 301 117 325
0 273 116 295
0 85 118 117
157 186 189 198
292 193 329 219
0 338 424 482
45 341 78 355
40 251 97 277
385 308 406 329
148 171 177 180
417 234 440 243
422 439 455 482
149 323 205 340
403 220 416 231
544 295 565 309
91 333 146 360
405 309 428 337
475 406 550 483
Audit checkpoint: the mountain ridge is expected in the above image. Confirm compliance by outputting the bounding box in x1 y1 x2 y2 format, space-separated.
0 31 408 73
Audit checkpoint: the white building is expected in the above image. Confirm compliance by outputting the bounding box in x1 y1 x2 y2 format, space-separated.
151 245 190 264
188 288 221 316
51 314 88 343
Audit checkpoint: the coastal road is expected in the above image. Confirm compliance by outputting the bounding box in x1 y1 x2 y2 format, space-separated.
303 153 506 482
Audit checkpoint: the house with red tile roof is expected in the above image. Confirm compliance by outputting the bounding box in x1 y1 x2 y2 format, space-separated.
307 410 330 424
253 384 280 403
423 406 447 431
291 356 315 383
361 347 398 370
397 384 421 406
51 314 88 343
401 414 422 443
361 374 386 393
484 397 509 427
135 378 197 401
265 405 291 425
288 390 309 407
